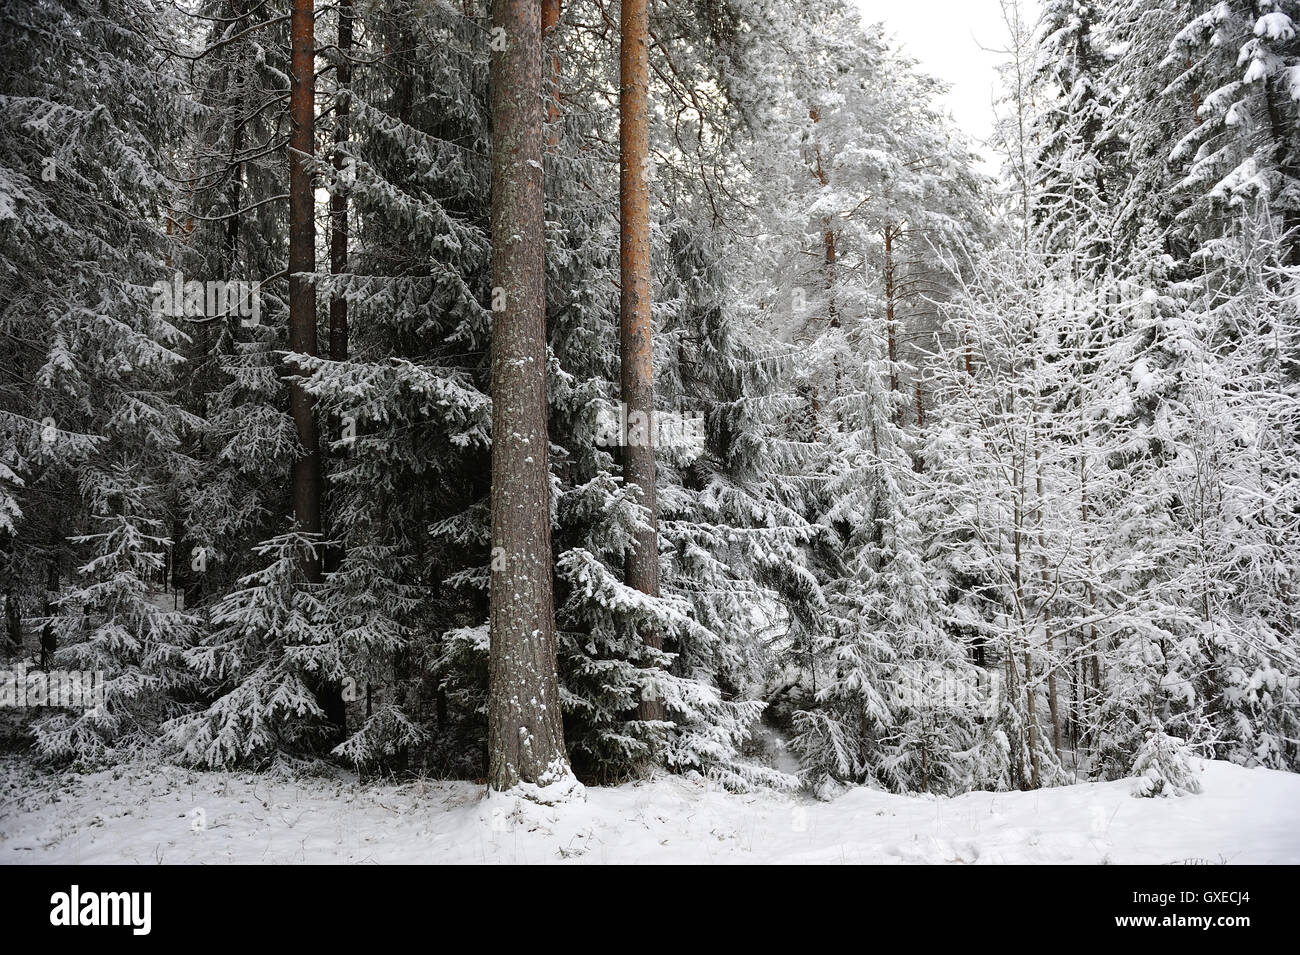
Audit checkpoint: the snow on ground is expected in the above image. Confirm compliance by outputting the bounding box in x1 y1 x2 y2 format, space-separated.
1 758 1296 864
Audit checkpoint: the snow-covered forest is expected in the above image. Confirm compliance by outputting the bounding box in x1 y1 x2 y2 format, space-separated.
1 0 1298 869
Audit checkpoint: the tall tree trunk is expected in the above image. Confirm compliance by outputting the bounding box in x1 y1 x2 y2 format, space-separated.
1023 647 1041 787
885 224 898 409
1014 463 1041 790
222 118 245 275
288 0 322 573
289 0 343 737
824 223 837 330
1079 447 1102 739
487 0 571 792
809 107 840 418
808 109 838 330
543 0 561 147
620 0 663 723
329 1 351 366
1034 433 1061 761
1006 631 1025 789
912 381 925 473
324 1 352 583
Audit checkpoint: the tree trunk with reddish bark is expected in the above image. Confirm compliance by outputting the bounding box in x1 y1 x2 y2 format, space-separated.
329 2 352 366
323 1 352 589
620 0 664 723
543 0 561 146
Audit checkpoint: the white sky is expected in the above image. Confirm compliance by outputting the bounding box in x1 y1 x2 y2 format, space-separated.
853 0 1042 156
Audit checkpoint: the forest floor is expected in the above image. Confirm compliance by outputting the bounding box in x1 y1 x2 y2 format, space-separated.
2 757 1297 864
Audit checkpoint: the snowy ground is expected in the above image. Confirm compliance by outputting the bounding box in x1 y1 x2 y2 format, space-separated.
1 758 1296 864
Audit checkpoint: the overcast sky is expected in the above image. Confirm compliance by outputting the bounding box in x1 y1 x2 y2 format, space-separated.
853 0 1041 156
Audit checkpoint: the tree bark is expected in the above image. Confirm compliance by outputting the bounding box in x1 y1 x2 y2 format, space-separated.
487 0 571 792
1079 447 1102 739
1024 647 1041 788
329 1 352 366
1034 433 1061 761
808 108 838 329
323 0 351 586
1014 464 1041 789
288 0 344 737
543 0 561 147
620 0 663 723
885 224 899 422
288 0 322 573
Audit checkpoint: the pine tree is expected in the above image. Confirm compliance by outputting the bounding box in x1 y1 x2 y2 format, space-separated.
0 0 201 761
619 0 666 725
485 0 576 798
